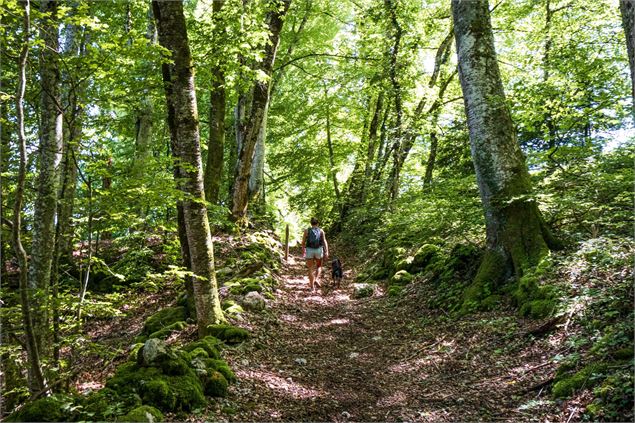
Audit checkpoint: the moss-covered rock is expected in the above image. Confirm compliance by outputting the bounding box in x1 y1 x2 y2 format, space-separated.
183 336 223 359
197 358 237 383
205 324 250 344
143 306 188 336
552 362 609 399
119 405 164 422
129 343 144 361
395 256 415 272
413 244 441 269
5 394 75 422
387 285 403 297
353 283 374 298
202 370 229 397
106 362 205 413
149 321 187 340
390 270 414 285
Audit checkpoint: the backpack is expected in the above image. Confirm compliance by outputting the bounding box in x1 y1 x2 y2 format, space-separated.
306 227 322 248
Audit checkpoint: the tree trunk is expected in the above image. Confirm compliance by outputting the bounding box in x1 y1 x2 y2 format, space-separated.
231 0 291 223
423 130 438 187
248 115 266 204
620 0 635 118
51 19 85 365
29 0 64 354
452 0 561 297
13 0 48 394
204 0 227 206
153 0 224 335
324 85 342 214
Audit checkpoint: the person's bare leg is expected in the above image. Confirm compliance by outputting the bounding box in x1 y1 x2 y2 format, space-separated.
307 259 315 291
315 259 322 289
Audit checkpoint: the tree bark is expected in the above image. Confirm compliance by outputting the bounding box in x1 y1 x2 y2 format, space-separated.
13 0 48 394
452 0 560 294
29 0 64 354
324 85 342 214
231 0 291 223
52 19 86 365
204 0 227 206
620 0 635 118
153 0 224 335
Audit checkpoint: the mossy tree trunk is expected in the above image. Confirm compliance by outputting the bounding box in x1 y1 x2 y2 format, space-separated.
620 0 635 119
30 0 64 354
153 0 224 335
452 0 561 300
231 0 291 223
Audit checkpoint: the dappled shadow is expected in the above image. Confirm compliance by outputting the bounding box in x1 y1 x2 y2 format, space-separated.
213 253 563 422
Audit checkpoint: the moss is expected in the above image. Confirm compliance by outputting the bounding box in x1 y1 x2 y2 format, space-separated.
390 270 414 285
149 321 187 340
119 405 164 422
108 361 206 413
79 387 140 421
156 351 191 376
183 336 222 359
202 370 229 397
129 343 145 361
480 295 502 310
242 283 263 294
205 324 250 344
204 358 237 383
395 256 415 272
552 362 608 399
387 285 403 297
189 347 209 359
413 244 441 268
512 274 542 305
143 306 188 336
612 347 634 360
5 394 75 422
519 299 556 319
461 250 506 312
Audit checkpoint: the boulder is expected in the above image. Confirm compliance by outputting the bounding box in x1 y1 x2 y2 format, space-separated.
390 270 414 285
242 291 266 311
141 339 169 366
353 283 374 298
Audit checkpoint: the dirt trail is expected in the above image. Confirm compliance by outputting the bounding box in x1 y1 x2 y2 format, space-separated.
212 253 562 422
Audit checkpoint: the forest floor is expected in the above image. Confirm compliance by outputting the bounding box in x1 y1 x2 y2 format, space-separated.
197 249 574 422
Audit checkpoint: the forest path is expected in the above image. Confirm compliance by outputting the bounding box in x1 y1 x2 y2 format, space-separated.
210 251 555 422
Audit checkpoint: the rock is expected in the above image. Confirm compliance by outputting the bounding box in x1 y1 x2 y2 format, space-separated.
219 286 230 298
242 291 266 311
295 358 307 365
390 270 414 285
119 405 164 422
352 283 374 298
216 267 233 276
141 339 169 366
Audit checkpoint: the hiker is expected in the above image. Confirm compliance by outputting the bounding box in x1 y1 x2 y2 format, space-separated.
302 217 329 292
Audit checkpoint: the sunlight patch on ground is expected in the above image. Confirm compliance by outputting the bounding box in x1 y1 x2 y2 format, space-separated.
377 390 408 407
387 354 445 374
76 381 104 394
328 318 350 325
236 369 323 399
